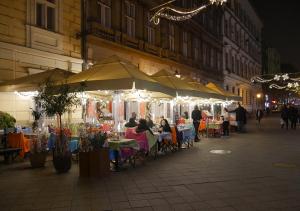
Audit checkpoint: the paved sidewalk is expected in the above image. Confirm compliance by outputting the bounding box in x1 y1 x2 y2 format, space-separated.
1 115 300 211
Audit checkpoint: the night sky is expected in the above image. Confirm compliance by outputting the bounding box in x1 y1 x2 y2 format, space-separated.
250 0 300 71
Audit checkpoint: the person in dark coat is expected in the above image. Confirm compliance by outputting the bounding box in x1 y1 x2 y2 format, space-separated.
281 105 289 130
290 105 298 130
192 105 202 142
256 108 264 124
146 116 154 128
136 119 153 135
232 103 247 132
125 112 137 128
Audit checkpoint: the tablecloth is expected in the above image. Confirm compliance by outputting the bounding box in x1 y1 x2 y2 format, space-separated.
207 123 222 129
178 124 195 143
108 139 139 151
48 134 79 152
7 133 30 158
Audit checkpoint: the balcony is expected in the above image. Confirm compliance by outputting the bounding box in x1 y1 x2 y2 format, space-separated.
90 22 115 42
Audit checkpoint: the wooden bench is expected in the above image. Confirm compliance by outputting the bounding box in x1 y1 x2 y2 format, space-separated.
0 148 22 164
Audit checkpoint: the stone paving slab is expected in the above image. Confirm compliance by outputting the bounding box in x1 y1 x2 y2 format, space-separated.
1 115 300 210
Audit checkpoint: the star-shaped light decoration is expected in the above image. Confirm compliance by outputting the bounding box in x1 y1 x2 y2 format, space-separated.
282 74 289 81
273 75 281 81
209 0 227 5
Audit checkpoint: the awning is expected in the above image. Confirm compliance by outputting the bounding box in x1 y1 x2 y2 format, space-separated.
151 70 225 99
206 82 242 101
60 55 174 96
150 70 203 97
0 68 74 92
183 79 227 100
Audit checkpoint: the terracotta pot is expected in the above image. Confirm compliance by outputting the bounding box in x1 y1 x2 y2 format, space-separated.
89 148 110 177
79 152 90 177
53 152 72 173
30 152 47 168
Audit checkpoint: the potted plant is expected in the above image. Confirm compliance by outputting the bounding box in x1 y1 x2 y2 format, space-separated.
29 132 48 168
0 111 16 130
88 131 110 177
78 128 110 177
0 111 16 148
31 108 42 132
36 81 82 173
78 126 90 177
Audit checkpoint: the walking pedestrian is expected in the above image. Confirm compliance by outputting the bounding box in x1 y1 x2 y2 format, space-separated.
231 103 247 133
281 105 289 130
222 108 230 136
290 105 298 129
256 108 264 124
192 105 202 142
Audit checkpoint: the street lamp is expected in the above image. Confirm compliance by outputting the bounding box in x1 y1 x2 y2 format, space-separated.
256 93 261 99
256 93 262 109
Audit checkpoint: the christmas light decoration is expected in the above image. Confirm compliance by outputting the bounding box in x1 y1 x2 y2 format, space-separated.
251 73 300 84
252 72 300 93
14 91 38 98
150 0 227 25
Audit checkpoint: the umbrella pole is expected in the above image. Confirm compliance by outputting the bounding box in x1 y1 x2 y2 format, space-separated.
112 92 122 132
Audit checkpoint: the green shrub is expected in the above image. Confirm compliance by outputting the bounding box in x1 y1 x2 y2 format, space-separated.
0 111 16 129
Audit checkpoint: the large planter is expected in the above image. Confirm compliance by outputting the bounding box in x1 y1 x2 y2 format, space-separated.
79 152 90 177
30 152 47 168
53 152 72 173
89 148 110 177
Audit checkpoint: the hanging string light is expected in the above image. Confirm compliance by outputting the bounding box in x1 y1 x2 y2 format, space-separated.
150 0 227 25
251 72 300 93
251 73 300 84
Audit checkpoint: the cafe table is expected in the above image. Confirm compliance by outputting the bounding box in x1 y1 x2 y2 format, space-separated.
177 124 195 147
206 122 222 137
108 138 138 170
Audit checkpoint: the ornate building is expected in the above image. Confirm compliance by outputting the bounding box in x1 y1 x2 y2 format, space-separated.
0 0 82 123
85 0 224 84
222 0 263 111
262 47 281 75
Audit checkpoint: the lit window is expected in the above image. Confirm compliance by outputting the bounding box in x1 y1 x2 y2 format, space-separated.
98 0 111 28
35 0 57 31
125 1 135 37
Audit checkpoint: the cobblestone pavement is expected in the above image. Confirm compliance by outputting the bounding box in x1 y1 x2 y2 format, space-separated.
1 115 300 211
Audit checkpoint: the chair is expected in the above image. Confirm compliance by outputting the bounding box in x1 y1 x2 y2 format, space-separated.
170 127 178 151
160 132 173 153
124 128 150 167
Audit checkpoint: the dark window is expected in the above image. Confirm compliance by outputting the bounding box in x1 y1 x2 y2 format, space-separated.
36 3 44 28
47 7 55 31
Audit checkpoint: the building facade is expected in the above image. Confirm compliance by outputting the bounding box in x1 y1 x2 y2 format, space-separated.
222 0 263 111
263 47 281 75
85 0 224 84
0 0 82 123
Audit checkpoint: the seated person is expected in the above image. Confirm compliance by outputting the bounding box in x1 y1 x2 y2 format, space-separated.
157 119 172 153
158 119 172 141
146 116 154 128
136 119 153 135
